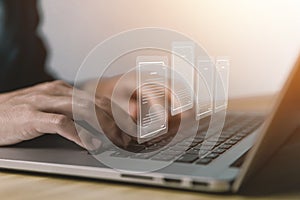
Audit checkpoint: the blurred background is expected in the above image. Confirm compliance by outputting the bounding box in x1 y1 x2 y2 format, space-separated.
38 0 300 98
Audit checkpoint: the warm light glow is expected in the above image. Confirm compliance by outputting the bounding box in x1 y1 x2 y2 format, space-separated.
40 0 300 97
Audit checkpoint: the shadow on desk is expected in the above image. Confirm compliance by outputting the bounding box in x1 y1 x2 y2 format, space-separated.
238 127 300 197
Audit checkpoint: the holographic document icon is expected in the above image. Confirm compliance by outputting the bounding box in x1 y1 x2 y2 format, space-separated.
214 58 230 113
195 58 214 120
136 56 168 142
171 41 195 116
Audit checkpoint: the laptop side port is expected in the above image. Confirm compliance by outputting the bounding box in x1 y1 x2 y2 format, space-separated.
192 181 209 187
121 174 153 180
163 178 182 185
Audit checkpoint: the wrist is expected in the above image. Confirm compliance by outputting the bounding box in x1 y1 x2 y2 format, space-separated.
0 92 14 103
0 93 5 103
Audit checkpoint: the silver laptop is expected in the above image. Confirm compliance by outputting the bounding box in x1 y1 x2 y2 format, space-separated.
0 55 299 194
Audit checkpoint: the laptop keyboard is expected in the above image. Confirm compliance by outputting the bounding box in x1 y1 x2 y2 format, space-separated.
110 113 264 165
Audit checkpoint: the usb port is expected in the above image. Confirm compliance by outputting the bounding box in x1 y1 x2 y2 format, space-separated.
121 174 153 180
192 181 208 187
163 178 182 184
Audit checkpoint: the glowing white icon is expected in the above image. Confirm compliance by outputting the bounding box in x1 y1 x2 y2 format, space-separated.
195 58 214 120
136 56 168 143
135 51 229 142
171 41 195 116
214 58 230 113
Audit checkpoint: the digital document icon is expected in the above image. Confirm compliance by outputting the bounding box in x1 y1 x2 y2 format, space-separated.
171 41 195 116
214 57 230 113
136 56 168 143
195 58 214 120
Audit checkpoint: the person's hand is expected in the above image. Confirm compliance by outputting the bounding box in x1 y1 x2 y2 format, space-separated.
0 80 101 149
83 73 189 149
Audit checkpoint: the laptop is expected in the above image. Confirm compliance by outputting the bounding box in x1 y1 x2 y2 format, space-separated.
0 55 299 193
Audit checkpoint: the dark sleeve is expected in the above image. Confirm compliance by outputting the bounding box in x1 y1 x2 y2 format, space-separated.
0 0 54 93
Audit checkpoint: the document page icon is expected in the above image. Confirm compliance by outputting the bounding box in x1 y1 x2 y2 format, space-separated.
214 58 230 112
196 59 214 120
136 56 168 142
171 41 195 115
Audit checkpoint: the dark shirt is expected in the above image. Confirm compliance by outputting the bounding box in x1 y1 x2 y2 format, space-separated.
0 0 53 93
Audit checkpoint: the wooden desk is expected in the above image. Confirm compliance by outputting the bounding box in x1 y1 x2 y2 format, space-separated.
1 170 300 200
1 96 299 200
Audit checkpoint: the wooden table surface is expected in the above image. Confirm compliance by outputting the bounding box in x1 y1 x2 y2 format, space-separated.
1 95 299 200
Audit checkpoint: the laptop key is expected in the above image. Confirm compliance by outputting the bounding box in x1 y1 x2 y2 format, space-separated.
161 150 183 156
205 153 219 159
218 144 232 149
208 138 227 143
131 152 158 159
111 151 131 158
193 144 215 151
225 140 238 145
151 154 176 161
212 148 226 154
186 148 200 155
177 140 196 147
170 145 190 151
176 154 199 163
126 144 146 153
188 138 204 144
195 158 213 165
231 135 243 141
194 133 206 140
214 141 223 146
190 141 201 147
236 132 249 137
145 143 164 151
